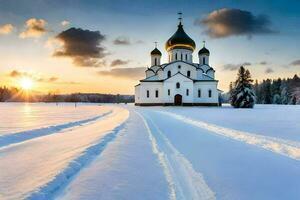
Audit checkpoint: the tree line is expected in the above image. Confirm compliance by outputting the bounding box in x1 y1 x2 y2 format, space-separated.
223 69 300 106
253 75 300 105
0 86 134 103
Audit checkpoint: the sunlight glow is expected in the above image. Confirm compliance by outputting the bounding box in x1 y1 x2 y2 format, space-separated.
20 78 33 90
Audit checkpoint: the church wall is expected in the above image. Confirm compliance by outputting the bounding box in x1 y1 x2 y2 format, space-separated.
151 55 161 66
138 82 164 104
168 49 193 63
199 54 209 65
163 62 197 79
163 76 194 103
193 82 218 103
134 85 141 103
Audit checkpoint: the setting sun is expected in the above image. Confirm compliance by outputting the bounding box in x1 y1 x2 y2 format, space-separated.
20 78 33 90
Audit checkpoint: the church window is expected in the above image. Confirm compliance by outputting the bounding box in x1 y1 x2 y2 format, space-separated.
181 53 183 60
167 71 171 78
185 54 188 61
186 89 189 96
175 53 178 60
147 90 149 98
198 89 201 98
155 90 159 98
168 89 170 96
187 71 191 77
208 89 212 98
155 58 157 65
176 82 180 89
203 57 206 65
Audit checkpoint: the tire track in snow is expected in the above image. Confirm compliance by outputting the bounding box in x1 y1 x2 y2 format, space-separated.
137 111 215 200
26 116 128 200
136 111 176 200
160 111 300 161
0 110 113 148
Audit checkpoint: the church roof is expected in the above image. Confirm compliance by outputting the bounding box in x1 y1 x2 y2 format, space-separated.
165 22 196 52
198 47 210 55
161 60 198 70
150 48 162 56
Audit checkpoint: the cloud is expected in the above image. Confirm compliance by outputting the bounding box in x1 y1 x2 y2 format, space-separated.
222 62 251 71
197 8 276 38
53 27 107 67
260 61 268 65
110 59 130 67
113 36 131 45
19 18 47 38
8 70 59 82
265 67 274 74
136 40 144 44
61 20 70 26
0 24 14 35
290 60 300 66
98 67 146 79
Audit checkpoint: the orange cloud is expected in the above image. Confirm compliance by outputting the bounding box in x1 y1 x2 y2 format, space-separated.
0 24 14 35
19 18 47 38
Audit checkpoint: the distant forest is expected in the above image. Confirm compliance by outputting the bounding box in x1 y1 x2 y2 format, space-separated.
1 74 300 104
223 74 300 105
0 87 134 103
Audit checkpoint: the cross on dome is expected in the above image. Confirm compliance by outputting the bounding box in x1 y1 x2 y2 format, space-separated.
178 12 183 24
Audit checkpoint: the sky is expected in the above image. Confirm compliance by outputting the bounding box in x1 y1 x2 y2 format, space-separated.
0 0 300 94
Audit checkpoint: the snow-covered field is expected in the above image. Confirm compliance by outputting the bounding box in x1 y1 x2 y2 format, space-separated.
1 103 300 200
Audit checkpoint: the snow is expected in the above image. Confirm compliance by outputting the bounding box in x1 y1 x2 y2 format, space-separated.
1 103 300 200
0 103 105 135
0 106 128 199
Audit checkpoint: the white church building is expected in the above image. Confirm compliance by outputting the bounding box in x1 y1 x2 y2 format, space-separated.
135 18 220 106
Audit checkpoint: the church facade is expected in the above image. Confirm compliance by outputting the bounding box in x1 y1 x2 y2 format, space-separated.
135 19 220 106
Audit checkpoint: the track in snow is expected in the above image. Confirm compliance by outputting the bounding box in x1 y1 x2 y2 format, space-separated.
28 121 126 200
160 111 300 161
0 110 112 148
137 111 215 200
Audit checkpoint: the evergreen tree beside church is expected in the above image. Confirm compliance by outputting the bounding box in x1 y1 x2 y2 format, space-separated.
230 66 256 108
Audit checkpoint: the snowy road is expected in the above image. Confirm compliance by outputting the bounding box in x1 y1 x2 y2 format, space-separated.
1 104 300 200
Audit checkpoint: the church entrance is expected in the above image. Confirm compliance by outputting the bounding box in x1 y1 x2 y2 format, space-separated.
174 94 182 106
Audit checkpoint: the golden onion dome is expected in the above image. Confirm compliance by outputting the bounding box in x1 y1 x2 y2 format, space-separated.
165 22 196 52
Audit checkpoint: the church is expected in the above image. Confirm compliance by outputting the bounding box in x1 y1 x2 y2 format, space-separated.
135 16 220 106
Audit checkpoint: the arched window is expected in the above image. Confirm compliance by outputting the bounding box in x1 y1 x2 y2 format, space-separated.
154 58 157 65
175 53 178 60
186 89 189 96
187 71 191 77
181 53 183 60
208 89 212 98
176 82 180 89
203 57 206 65
198 89 201 98
146 90 149 98
185 54 188 61
155 90 159 98
167 71 171 78
168 89 170 96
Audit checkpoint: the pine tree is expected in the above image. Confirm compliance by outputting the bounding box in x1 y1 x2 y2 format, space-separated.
230 66 256 108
